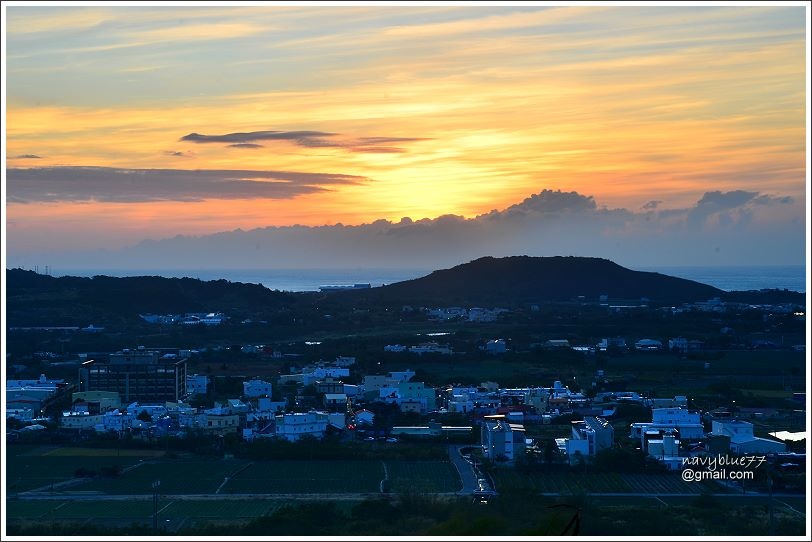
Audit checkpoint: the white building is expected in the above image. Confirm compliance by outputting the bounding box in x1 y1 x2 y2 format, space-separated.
481 419 526 463
711 420 786 454
646 432 683 470
630 408 705 441
557 417 614 464
274 412 329 441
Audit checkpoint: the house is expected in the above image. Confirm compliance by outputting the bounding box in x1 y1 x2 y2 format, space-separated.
256 397 287 414
204 412 240 435
646 431 683 470
354 409 375 427
481 418 526 463
274 412 329 441
316 378 345 395
711 420 785 454
557 416 614 464
323 393 347 410
60 411 104 430
243 378 273 398
630 408 704 441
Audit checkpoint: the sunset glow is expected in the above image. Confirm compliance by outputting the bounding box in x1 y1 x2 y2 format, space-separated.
3 3 808 266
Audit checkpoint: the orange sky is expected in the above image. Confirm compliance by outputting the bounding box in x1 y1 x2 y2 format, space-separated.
4 3 809 251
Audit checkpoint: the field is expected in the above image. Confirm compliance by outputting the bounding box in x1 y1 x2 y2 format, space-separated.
387 461 461 493
224 460 383 494
8 444 459 497
6 445 160 493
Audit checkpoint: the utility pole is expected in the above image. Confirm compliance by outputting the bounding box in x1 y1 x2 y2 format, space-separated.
152 479 161 532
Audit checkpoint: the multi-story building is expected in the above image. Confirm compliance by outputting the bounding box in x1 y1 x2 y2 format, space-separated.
481 418 526 463
78 348 187 403
557 416 614 464
243 378 273 398
274 411 328 441
630 407 705 441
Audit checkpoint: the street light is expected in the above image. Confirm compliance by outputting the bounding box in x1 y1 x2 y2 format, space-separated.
152 479 161 532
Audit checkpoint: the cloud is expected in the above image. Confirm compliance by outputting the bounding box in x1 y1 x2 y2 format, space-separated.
642 200 662 210
228 143 264 148
164 151 188 157
180 130 429 153
10 154 42 159
753 194 794 205
181 130 337 146
488 189 598 219
6 166 368 203
8 186 803 269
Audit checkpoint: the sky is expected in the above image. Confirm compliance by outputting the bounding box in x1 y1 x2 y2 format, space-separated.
3 2 809 270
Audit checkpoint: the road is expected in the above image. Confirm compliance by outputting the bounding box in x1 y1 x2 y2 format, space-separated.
447 444 480 494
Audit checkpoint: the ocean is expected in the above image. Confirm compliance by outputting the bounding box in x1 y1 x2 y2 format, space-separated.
50 265 806 293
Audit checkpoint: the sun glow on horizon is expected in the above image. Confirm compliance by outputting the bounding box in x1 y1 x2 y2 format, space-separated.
3 3 808 259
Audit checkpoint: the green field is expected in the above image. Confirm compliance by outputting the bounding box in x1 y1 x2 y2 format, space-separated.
10 447 459 496
387 461 460 493
78 459 244 494
224 460 383 494
6 445 158 493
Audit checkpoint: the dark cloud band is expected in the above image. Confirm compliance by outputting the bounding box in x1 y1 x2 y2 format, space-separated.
6 166 368 203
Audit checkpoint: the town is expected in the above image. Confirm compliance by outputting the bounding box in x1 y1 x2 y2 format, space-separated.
5 275 807 536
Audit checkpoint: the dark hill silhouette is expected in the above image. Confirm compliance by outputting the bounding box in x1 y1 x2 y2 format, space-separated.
5 268 296 325
337 256 725 306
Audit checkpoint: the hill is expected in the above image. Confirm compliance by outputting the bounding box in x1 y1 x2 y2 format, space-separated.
335 256 726 306
5 269 297 326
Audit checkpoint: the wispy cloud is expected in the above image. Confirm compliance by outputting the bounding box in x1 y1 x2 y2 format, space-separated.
181 130 429 153
10 154 43 159
6 166 368 203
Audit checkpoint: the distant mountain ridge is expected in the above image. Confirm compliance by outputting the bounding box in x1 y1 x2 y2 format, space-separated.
336 256 726 305
6 256 802 326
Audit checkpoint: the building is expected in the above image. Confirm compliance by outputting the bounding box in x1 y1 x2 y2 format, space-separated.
635 339 663 351
186 374 209 397
711 420 786 454
646 432 683 470
481 418 526 464
243 378 273 398
630 408 705 441
78 348 187 403
409 342 452 355
274 412 329 441
557 416 614 464
71 391 122 413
